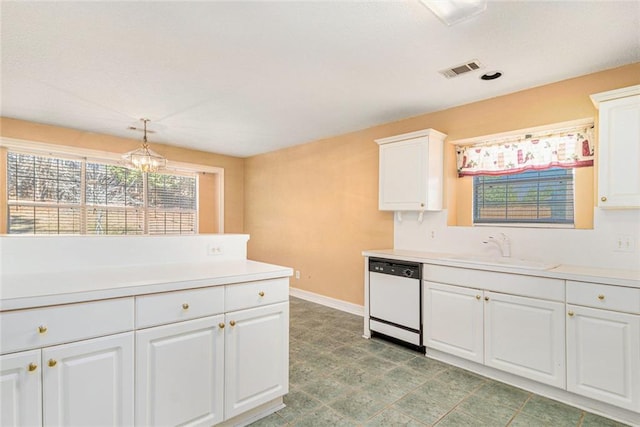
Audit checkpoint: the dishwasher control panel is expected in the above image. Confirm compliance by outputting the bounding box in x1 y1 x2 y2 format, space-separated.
369 258 421 279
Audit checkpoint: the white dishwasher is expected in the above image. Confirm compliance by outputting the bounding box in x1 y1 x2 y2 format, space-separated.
369 258 424 352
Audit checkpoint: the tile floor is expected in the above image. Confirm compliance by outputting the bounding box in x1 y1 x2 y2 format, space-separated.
250 297 629 427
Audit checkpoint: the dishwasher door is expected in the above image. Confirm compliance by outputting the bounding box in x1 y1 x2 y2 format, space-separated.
369 272 420 330
368 258 423 351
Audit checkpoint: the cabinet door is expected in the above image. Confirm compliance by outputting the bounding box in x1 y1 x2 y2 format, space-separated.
42 332 134 427
135 315 225 427
379 138 429 211
0 350 42 427
225 302 289 420
597 93 640 208
424 282 483 363
484 292 565 388
566 305 640 411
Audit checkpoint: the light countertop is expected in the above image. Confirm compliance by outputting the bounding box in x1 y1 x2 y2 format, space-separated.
0 260 293 311
363 249 640 288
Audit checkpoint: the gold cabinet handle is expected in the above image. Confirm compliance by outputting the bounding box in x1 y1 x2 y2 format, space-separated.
28 363 38 372
182 303 189 310
38 325 48 334
597 294 605 301
568 311 575 317
48 359 57 368
229 320 236 327
218 322 225 329
484 296 489 301
475 295 481 300
601 196 607 202
258 291 265 297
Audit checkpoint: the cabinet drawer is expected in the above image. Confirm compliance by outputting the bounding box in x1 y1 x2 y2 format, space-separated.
567 281 640 314
225 278 289 312
136 286 225 329
0 298 134 354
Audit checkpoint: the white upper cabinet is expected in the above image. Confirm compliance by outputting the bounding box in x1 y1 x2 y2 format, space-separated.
591 85 640 208
376 129 447 212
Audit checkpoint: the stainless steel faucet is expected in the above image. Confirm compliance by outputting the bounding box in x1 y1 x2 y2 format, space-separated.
483 233 511 257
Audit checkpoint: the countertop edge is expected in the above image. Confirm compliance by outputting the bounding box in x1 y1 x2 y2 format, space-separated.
1 260 293 311
362 249 640 288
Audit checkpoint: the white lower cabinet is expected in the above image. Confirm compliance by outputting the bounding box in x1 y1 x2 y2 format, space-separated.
425 282 565 388
1 333 134 427
135 316 225 427
566 282 640 411
0 350 42 427
1 278 290 427
134 280 290 426
225 302 289 419
484 291 565 388
566 305 640 410
43 332 134 426
424 274 565 388
424 282 483 363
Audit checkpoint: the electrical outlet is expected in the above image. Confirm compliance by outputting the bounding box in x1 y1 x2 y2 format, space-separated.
295 270 300 279
207 245 223 255
614 235 635 253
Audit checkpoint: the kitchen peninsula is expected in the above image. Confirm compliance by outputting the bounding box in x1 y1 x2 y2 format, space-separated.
0 234 292 427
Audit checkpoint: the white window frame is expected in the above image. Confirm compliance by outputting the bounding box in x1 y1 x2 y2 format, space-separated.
2 137 225 234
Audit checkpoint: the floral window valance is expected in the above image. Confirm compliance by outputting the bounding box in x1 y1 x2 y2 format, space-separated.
456 125 594 177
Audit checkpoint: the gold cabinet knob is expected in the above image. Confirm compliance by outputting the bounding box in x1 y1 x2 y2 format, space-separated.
218 322 225 329
484 296 489 301
182 303 189 310
28 363 38 372
568 311 575 317
38 325 48 334
48 359 57 367
476 295 481 300
258 291 265 297
601 196 607 202
597 294 605 300
229 320 236 327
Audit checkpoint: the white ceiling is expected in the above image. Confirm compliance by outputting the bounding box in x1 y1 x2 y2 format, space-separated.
1 1 639 158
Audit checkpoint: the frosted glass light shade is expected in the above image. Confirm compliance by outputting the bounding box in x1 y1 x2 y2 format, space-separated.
420 0 487 26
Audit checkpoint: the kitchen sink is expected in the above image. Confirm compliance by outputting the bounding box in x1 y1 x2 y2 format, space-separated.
443 255 559 271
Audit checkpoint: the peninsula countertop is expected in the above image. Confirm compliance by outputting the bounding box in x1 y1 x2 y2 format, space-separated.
1 259 293 311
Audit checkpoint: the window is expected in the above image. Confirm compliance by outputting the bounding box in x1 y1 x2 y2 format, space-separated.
473 168 574 225
455 120 593 227
7 151 197 235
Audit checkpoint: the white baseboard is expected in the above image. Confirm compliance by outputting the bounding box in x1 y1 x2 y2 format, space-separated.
289 287 364 317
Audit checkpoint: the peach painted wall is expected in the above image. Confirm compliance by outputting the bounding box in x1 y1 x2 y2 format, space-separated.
245 63 640 306
244 130 393 305
0 117 244 233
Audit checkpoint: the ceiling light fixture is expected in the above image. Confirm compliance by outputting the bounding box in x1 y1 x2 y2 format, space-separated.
420 0 487 26
123 118 167 173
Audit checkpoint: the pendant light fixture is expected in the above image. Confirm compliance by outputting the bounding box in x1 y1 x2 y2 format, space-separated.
123 118 167 173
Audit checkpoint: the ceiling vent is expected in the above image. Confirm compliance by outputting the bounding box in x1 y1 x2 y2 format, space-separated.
439 60 483 78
